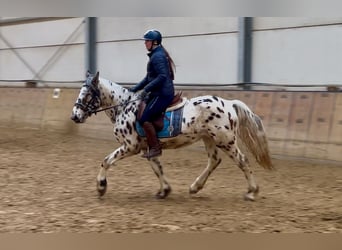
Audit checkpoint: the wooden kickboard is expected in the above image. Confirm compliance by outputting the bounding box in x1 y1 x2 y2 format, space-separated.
253 91 274 129
329 93 342 144
307 92 335 142
268 92 293 140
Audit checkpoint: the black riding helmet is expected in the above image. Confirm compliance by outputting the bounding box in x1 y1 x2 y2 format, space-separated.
143 29 162 45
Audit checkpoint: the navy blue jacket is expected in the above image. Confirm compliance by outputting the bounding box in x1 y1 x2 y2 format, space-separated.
132 46 174 98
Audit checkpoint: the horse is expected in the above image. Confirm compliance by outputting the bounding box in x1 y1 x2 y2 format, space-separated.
71 71 273 201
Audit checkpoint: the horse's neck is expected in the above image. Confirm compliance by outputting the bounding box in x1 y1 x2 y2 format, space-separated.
97 77 137 123
98 78 126 107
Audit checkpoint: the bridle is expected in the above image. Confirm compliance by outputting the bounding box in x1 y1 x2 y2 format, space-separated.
74 77 144 116
74 80 101 117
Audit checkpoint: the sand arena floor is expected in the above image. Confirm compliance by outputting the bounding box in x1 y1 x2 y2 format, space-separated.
0 127 341 232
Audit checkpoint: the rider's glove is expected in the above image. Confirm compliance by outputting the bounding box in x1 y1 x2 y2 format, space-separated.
140 90 149 100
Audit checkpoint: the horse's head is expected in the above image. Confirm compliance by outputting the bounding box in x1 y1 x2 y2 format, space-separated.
71 71 101 123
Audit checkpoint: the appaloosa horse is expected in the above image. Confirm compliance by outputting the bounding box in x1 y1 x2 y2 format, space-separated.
71 71 273 201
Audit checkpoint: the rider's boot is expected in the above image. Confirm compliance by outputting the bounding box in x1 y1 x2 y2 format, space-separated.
142 122 162 159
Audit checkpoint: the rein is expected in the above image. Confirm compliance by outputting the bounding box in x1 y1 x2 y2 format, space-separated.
92 97 143 115
75 78 144 116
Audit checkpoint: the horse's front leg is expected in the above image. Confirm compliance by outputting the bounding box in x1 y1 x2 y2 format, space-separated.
97 143 137 196
149 157 172 199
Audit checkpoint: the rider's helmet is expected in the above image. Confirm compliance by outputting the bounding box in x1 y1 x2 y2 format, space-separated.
143 29 162 45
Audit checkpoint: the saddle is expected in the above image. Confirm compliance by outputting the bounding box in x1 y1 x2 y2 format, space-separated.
137 91 185 132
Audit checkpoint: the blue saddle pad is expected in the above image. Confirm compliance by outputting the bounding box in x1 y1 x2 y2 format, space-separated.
136 107 184 138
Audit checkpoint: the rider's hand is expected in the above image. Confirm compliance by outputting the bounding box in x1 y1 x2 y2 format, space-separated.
128 87 137 93
140 90 149 100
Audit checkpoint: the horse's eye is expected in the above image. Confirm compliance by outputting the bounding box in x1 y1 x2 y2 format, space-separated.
85 94 92 102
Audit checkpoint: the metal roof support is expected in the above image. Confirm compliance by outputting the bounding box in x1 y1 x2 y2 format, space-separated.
0 17 72 26
85 17 97 75
238 17 253 89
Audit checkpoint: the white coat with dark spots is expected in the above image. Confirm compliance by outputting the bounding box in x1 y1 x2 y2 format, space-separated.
71 72 273 201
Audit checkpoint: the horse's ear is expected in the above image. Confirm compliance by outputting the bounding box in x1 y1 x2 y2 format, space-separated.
93 71 100 86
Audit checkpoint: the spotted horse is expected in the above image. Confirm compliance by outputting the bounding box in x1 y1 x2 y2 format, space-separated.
71 72 274 201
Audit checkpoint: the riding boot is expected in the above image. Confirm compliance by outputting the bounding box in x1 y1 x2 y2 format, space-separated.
142 122 162 159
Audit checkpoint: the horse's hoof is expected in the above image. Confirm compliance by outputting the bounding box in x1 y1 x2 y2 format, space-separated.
244 193 255 201
189 185 201 194
97 179 107 197
155 188 171 199
98 187 107 197
189 188 197 194
244 185 259 201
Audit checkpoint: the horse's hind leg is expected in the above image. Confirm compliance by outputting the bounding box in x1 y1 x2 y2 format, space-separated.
220 143 259 201
189 137 222 194
149 157 172 199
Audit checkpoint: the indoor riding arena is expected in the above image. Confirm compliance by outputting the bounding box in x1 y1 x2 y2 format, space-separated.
0 88 341 233
0 17 341 233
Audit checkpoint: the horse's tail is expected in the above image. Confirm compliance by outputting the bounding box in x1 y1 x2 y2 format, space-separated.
232 101 274 170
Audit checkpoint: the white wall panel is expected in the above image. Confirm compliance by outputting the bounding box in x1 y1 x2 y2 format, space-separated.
253 24 342 85
40 45 85 81
98 33 238 84
0 45 84 81
166 34 238 84
0 18 84 48
97 17 238 84
0 50 34 79
98 40 146 83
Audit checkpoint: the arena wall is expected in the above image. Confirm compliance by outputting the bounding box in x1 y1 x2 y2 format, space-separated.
0 87 340 162
2 17 342 88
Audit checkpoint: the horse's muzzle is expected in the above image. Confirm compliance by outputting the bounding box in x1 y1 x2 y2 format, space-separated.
70 114 81 123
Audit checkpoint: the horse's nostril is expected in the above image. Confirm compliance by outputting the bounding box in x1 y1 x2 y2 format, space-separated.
71 114 79 122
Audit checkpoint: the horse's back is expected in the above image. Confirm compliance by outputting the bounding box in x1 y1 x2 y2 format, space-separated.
187 95 240 116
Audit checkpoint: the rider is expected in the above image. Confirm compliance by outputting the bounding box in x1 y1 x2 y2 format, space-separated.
129 29 176 159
